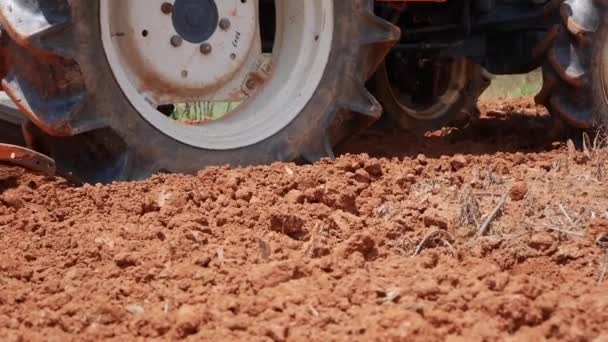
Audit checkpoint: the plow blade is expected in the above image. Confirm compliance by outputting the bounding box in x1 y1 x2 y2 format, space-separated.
0 143 55 175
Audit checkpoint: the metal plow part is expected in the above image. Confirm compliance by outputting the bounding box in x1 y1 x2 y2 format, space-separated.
0 143 56 176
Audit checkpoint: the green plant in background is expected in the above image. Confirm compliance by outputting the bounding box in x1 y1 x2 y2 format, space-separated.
170 101 242 122
169 54 271 123
480 69 542 102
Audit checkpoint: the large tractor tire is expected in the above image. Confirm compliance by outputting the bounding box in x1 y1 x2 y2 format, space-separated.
536 0 608 129
0 0 399 183
372 55 491 133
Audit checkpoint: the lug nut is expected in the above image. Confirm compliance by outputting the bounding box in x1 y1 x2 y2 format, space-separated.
170 35 183 47
219 18 231 31
161 2 174 14
200 43 212 55
246 79 257 90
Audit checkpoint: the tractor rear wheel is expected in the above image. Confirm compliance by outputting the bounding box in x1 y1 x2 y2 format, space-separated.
536 0 608 129
372 55 490 133
0 0 399 183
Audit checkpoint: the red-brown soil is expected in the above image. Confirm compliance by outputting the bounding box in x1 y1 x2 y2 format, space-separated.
1 98 608 341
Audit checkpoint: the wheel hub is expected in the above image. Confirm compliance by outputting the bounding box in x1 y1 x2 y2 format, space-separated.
102 0 258 105
172 0 219 44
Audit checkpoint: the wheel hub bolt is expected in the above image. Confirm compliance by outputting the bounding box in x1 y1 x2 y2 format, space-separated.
200 43 213 55
161 2 174 14
219 18 231 31
246 79 257 90
170 35 183 47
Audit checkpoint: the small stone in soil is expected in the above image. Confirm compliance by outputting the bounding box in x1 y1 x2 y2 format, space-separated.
126 304 145 315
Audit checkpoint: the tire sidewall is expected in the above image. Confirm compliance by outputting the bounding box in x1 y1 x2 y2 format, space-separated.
591 9 608 128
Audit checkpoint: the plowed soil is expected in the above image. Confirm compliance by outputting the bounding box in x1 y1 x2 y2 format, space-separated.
2 98 608 341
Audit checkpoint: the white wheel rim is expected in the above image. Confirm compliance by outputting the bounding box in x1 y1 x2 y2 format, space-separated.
100 0 334 150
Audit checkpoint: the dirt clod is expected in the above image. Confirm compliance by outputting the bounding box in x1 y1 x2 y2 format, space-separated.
270 214 307 240
266 323 288 342
284 189 304 204
450 155 468 171
114 252 138 268
338 233 376 259
528 233 555 251
510 181 528 201
354 168 372 183
175 305 201 338
422 210 449 229
364 159 383 177
235 187 253 201
1 188 25 209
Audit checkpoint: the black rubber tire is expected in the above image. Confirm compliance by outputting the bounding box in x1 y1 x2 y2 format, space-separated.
0 0 399 183
536 0 608 129
372 58 491 133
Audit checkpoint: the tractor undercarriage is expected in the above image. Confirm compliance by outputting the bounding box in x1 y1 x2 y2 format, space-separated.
377 0 554 75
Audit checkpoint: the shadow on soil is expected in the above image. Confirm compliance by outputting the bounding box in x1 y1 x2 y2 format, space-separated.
337 105 578 159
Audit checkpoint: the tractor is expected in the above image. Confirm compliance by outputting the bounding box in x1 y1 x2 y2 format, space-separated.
0 0 604 183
